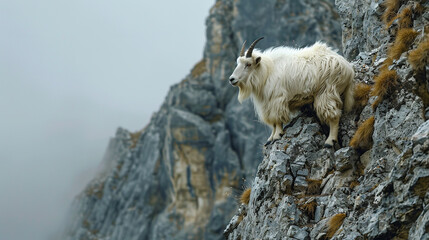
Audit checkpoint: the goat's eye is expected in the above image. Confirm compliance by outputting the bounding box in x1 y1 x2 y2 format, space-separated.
245 63 251 68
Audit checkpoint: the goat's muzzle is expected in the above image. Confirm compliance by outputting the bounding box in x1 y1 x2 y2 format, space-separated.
229 77 238 86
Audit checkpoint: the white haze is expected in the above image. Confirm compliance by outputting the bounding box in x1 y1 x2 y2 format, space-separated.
0 1 213 239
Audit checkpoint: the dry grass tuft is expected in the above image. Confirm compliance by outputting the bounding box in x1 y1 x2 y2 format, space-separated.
409 36 429 106
382 0 402 26
306 178 323 195
413 2 424 16
349 180 360 189
388 28 419 60
397 6 413 29
237 214 244 225
371 70 398 109
326 213 347 239
350 116 375 151
409 36 429 71
300 198 317 219
283 143 289 152
387 6 413 29
240 188 251 205
354 83 372 108
379 28 418 73
372 26 417 110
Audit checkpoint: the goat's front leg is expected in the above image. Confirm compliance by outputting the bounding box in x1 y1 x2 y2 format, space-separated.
265 123 284 146
265 125 275 146
264 124 277 146
325 117 340 148
272 123 284 143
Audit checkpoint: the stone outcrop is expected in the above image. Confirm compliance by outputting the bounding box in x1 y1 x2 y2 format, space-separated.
225 0 429 239
64 0 429 239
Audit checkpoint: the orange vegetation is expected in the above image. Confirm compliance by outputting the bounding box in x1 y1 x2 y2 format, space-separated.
350 116 375 151
408 36 429 71
388 28 419 60
306 178 323 195
240 188 251 205
300 198 317 219
387 6 413 29
326 213 347 239
349 180 360 189
354 83 372 108
371 70 398 108
382 0 401 25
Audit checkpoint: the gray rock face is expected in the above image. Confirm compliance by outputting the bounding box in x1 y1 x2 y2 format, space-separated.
335 0 387 60
63 0 343 239
225 0 429 239
65 0 429 239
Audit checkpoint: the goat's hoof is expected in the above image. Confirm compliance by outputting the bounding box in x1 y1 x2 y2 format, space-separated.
324 140 339 149
279 133 284 137
264 141 272 147
272 138 280 144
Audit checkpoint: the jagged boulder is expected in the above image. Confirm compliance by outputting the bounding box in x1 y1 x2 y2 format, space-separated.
224 110 360 239
225 0 429 239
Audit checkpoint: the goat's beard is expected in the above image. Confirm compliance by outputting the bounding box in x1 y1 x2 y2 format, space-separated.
237 84 251 103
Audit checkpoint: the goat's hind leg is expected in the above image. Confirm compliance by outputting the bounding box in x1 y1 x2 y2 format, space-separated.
325 117 340 148
314 89 342 148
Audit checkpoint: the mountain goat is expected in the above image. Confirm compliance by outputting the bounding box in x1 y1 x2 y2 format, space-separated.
229 37 355 147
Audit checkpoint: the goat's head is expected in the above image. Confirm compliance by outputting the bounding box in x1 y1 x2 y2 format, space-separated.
229 37 264 86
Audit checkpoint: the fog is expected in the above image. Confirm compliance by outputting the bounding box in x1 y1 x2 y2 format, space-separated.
0 1 213 239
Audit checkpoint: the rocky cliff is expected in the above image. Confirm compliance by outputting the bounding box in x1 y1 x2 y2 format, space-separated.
224 0 429 239
64 0 429 240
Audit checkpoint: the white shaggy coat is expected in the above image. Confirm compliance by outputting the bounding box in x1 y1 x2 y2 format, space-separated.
230 42 355 146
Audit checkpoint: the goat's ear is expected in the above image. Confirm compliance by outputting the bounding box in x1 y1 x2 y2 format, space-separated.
255 57 261 65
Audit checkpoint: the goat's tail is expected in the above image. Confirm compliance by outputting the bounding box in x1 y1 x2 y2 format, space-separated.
343 79 355 113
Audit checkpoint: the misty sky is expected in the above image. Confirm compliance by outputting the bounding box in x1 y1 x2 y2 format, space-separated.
0 1 213 239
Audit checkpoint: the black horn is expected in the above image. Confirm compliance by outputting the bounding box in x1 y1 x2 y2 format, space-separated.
246 37 264 58
239 40 246 57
